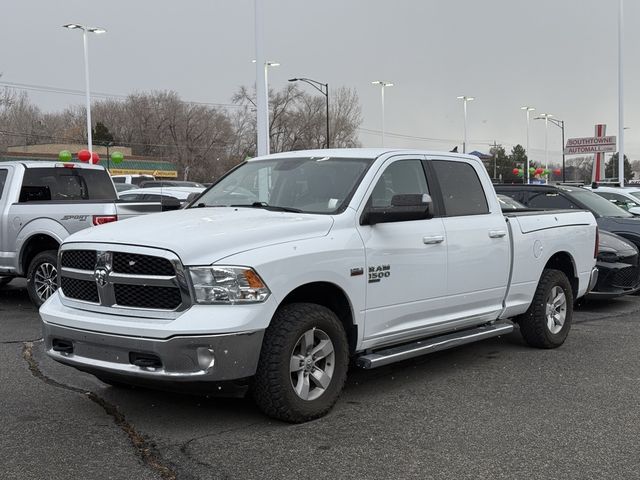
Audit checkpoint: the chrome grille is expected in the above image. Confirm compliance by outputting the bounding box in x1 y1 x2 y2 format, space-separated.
58 244 190 318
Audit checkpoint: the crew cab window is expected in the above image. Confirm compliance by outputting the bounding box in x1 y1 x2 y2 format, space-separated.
19 167 116 202
527 192 576 209
370 160 429 207
0 169 7 199
431 160 488 216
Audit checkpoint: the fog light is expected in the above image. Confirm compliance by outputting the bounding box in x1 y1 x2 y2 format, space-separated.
196 347 216 371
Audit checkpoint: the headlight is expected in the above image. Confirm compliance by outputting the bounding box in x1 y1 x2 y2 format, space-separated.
188 266 270 304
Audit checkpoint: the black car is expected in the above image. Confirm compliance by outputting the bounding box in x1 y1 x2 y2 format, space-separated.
496 184 640 298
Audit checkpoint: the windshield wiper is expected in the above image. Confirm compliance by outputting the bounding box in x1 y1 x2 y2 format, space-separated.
230 202 303 213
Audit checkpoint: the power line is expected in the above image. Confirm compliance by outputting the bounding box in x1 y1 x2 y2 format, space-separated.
0 81 243 109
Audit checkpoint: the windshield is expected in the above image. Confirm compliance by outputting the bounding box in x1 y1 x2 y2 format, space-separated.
629 191 640 202
564 187 633 218
192 156 373 214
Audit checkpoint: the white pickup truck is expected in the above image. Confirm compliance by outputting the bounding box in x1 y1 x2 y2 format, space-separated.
40 149 598 422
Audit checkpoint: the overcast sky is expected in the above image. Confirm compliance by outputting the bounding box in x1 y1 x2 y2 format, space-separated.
2 0 639 165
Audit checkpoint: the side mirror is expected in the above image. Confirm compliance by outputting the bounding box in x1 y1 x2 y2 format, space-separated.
161 197 181 212
628 206 640 216
361 193 433 226
185 192 201 207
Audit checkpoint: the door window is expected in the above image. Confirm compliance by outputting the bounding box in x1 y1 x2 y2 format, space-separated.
0 169 7 199
431 160 488 216
596 192 639 210
370 159 429 208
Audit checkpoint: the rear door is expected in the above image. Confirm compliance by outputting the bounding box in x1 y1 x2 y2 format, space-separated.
428 157 510 321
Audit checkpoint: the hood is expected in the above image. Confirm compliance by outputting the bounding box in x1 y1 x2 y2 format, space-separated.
603 216 640 228
65 207 334 265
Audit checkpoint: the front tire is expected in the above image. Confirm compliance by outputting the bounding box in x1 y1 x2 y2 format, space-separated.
253 303 349 423
26 250 59 307
517 268 573 348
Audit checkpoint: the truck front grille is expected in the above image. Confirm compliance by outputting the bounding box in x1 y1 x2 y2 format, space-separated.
611 266 640 289
114 284 182 310
61 250 97 271
60 277 99 303
58 245 190 316
112 252 174 276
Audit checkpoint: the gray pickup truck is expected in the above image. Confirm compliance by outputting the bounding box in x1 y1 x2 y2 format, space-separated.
0 161 160 305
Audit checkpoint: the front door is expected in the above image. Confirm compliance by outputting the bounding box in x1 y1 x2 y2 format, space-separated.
357 156 447 348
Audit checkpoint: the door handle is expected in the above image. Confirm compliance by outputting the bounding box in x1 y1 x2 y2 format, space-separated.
489 230 507 238
423 235 445 244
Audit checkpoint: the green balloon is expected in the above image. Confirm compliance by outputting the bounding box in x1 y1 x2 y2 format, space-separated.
544 169 550 175
517 170 524 177
58 150 72 162
110 151 124 164
529 167 535 174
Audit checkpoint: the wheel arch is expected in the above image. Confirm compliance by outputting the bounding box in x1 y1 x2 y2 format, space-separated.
20 234 60 275
279 282 358 353
544 251 578 300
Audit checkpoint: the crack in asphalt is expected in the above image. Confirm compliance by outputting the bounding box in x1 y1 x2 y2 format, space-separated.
22 341 179 480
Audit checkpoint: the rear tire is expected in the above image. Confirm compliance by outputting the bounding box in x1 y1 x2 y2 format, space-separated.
253 303 349 423
26 250 59 307
517 268 573 348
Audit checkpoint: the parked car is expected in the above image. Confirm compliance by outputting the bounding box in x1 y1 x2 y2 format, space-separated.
114 183 139 193
585 184 640 214
495 184 640 298
139 180 205 189
118 186 205 209
0 161 161 305
42 148 597 422
111 174 155 186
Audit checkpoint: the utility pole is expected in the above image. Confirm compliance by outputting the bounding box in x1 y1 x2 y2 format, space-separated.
491 140 502 181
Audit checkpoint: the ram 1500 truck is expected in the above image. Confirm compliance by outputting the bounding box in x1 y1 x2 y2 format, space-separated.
0 161 160 305
40 149 599 422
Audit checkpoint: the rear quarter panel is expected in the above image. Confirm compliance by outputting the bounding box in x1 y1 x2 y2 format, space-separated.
501 210 597 318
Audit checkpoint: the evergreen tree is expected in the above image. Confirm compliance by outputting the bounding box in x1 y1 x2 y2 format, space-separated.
92 122 114 145
605 153 633 182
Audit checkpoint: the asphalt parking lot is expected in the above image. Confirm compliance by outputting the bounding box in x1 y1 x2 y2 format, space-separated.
2 279 639 480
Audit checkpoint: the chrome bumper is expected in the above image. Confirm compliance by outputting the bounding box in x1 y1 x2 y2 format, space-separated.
587 267 599 294
43 320 264 383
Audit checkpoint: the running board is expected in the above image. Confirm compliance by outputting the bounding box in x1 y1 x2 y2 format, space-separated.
356 321 515 369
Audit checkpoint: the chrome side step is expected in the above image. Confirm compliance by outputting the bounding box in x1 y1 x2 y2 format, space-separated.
356 320 515 369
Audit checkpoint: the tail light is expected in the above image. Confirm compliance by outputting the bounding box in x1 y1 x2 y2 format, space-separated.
594 227 599 259
93 215 118 226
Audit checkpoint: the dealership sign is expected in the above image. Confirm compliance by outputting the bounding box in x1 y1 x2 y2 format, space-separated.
564 135 616 155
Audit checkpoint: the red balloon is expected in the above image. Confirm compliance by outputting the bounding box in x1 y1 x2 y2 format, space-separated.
535 168 544 175
91 152 100 164
554 168 561 175
512 168 520 175
77 149 91 162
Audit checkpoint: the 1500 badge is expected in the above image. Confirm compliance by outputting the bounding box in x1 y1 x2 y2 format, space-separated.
368 265 391 283
61 215 89 222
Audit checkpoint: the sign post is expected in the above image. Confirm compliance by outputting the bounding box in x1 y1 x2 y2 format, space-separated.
564 125 616 182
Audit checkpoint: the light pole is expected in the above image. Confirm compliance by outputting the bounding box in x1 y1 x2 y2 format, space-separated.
289 78 330 148
253 60 280 155
372 81 393 147
545 117 565 182
521 106 535 183
457 96 475 153
536 113 553 169
618 0 625 185
63 24 106 162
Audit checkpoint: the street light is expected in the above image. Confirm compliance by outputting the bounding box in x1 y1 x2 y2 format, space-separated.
521 106 535 183
538 116 566 183
63 24 106 162
536 113 553 177
457 96 475 153
372 81 394 147
252 60 280 155
289 78 330 148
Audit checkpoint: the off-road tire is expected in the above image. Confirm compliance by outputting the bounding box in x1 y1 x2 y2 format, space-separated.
517 268 573 348
26 250 59 307
252 302 349 423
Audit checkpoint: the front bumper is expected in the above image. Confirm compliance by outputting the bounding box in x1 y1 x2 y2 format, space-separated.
42 320 265 384
587 256 640 299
